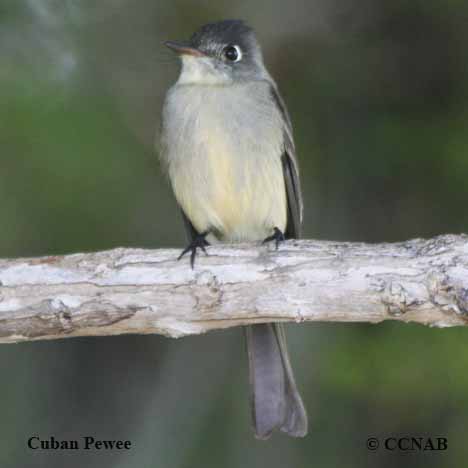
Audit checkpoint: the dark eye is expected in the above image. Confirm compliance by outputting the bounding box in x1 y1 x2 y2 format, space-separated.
223 45 242 62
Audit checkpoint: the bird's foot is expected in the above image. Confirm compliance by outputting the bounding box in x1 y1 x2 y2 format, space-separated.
262 227 285 250
178 231 209 269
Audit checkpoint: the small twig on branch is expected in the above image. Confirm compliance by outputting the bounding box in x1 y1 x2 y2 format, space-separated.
0 234 467 344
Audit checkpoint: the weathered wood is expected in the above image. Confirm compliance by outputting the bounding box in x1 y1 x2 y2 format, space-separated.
0 234 467 344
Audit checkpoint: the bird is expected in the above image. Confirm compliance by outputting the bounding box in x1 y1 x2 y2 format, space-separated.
159 19 307 439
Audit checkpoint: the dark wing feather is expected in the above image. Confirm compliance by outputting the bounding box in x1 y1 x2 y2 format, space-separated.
269 84 303 239
282 154 302 239
180 208 199 242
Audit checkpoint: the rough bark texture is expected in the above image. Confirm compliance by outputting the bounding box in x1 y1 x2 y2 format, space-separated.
0 234 467 344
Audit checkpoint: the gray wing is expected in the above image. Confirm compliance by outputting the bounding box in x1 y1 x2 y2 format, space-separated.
269 83 303 239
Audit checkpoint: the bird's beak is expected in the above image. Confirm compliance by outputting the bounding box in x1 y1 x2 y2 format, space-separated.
164 41 206 57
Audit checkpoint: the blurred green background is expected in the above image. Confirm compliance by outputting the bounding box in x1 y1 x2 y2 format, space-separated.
1 1 468 467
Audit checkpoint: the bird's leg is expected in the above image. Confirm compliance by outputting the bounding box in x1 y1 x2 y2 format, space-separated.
178 231 210 269
262 227 286 250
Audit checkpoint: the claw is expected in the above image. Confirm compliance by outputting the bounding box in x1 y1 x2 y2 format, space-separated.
262 227 285 250
178 231 209 269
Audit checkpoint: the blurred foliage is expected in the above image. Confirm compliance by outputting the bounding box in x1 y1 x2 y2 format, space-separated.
1 1 468 467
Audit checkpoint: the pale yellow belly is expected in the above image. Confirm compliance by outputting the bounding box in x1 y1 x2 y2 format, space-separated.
170 144 287 243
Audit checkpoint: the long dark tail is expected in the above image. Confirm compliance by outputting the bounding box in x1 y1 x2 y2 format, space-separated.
245 323 308 439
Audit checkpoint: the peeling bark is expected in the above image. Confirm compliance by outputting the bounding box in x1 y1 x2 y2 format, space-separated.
0 234 467 344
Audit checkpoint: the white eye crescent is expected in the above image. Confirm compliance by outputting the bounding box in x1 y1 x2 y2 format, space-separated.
223 45 242 62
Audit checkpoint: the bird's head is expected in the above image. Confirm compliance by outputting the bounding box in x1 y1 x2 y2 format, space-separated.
165 20 268 86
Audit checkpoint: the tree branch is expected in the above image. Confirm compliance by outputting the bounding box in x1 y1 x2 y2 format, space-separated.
0 234 467 344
